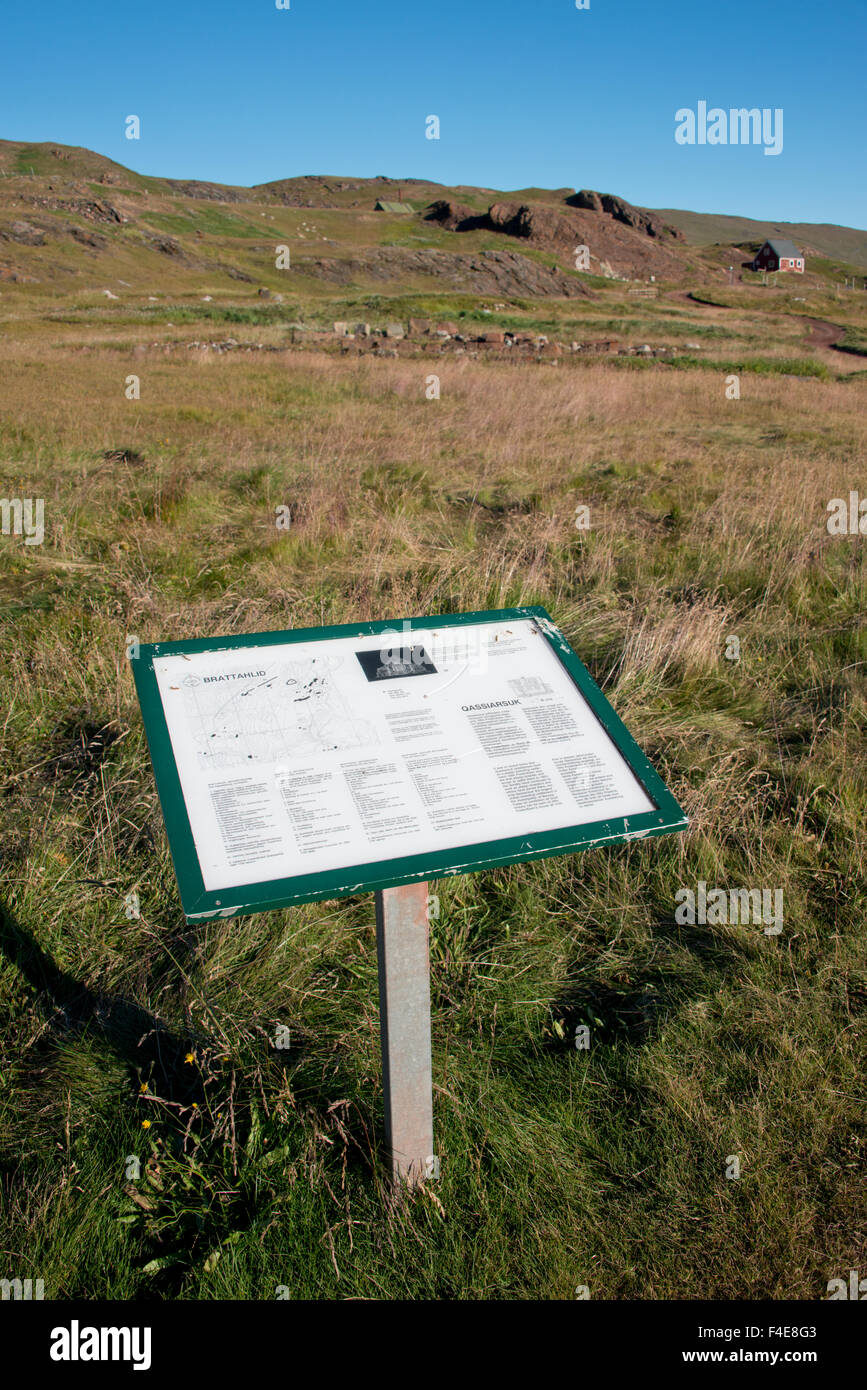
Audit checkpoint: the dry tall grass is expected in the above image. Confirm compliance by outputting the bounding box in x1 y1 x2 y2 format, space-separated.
0 336 865 1299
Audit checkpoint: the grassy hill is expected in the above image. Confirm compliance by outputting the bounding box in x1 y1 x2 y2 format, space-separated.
1 137 866 1303
1 141 865 318
654 206 867 271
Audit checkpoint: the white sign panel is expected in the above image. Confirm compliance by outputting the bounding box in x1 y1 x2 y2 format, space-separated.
151 617 656 894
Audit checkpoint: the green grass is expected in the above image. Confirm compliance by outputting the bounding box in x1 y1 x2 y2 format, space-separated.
142 208 269 239
1 339 866 1300
44 303 300 327
1 146 866 1300
838 326 867 356
661 356 832 378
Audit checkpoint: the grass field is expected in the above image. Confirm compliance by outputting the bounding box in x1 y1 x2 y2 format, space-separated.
1 297 866 1300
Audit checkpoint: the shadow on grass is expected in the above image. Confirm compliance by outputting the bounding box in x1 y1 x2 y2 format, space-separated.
0 897 373 1120
0 896 206 1100
0 896 387 1296
546 911 759 1051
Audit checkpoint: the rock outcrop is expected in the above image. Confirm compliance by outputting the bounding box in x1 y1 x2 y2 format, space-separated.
1 220 46 245
424 190 687 279
424 199 488 232
569 190 683 240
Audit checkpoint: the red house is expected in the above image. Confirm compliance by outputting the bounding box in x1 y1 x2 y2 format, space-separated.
752 239 805 273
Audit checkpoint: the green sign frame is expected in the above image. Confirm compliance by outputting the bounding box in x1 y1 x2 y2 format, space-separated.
131 606 687 921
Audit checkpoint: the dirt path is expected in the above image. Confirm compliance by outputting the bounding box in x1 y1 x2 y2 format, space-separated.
649 293 865 373
803 317 844 349
801 316 867 373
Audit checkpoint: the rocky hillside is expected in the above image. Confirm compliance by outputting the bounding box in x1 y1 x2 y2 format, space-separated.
0 140 707 299
424 191 686 280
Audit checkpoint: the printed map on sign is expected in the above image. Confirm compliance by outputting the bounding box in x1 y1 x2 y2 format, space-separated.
178 656 379 769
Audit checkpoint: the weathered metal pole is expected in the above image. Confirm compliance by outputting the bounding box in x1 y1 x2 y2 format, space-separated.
374 881 435 1188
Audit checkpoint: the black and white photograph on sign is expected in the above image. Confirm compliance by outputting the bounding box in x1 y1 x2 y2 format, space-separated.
355 644 438 681
1 0 864 1349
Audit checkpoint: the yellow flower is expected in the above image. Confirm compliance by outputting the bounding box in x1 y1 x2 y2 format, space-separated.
192 1102 199 1109
139 1082 149 1093
184 1053 195 1064
142 1119 151 1129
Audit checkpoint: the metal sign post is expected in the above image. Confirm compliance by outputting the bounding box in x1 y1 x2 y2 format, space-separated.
375 881 435 1187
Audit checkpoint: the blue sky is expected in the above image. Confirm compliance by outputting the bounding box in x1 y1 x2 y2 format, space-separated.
2 0 864 227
